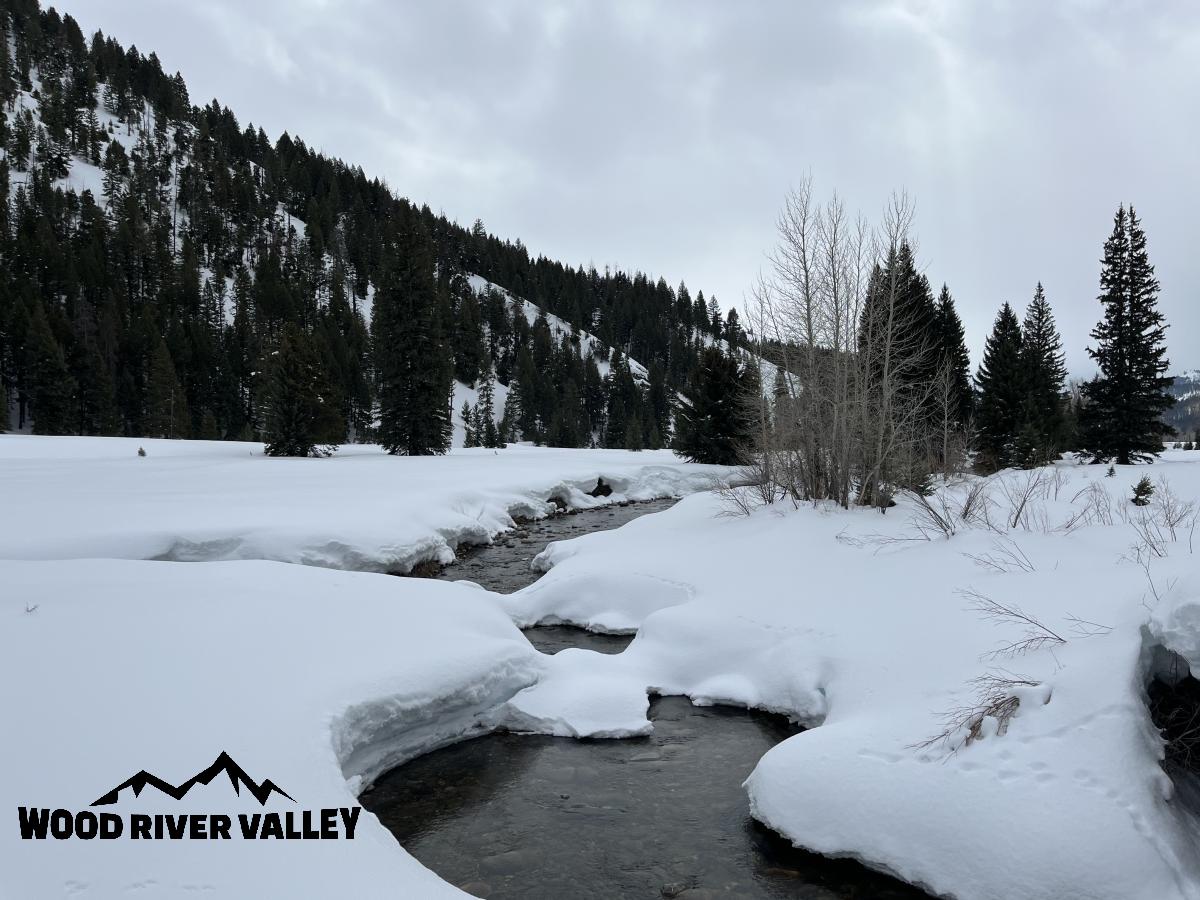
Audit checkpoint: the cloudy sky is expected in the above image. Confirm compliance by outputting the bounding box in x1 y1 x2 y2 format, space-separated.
53 0 1198 374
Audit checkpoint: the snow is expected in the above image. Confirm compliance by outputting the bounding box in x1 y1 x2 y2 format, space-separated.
0 558 541 899
0 436 728 898
6 435 1200 899
466 273 650 381
0 435 726 573
451 378 508 447
494 454 1200 900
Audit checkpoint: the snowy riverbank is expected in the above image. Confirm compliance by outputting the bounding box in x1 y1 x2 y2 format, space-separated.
4 436 1200 899
500 451 1200 900
0 435 727 571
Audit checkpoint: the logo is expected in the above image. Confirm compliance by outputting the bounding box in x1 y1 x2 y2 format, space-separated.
17 752 361 841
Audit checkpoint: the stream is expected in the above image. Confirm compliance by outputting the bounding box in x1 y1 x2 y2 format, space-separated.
363 497 929 899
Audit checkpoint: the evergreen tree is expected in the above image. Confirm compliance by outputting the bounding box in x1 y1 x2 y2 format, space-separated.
373 233 452 456
262 324 341 457
935 284 972 426
974 303 1025 471
1016 283 1068 465
1080 206 1174 463
672 347 751 465
25 300 76 435
624 409 644 451
461 400 477 448
477 367 500 447
144 337 189 439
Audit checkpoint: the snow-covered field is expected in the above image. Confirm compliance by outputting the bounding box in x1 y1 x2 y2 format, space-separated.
0 436 724 571
503 452 1200 900
4 435 1200 899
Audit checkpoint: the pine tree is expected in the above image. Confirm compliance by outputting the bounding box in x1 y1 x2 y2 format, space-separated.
144 337 189 439
373 233 453 456
1080 206 1174 464
974 303 1025 471
25 300 76 435
262 324 342 457
935 284 972 427
1016 283 1068 465
461 400 477 448
477 367 499 447
672 347 751 465
624 409 644 451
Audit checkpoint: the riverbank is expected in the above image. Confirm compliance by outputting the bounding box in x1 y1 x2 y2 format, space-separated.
4 437 1200 899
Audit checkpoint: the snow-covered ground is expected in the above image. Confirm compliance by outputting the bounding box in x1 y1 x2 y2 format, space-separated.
0 435 725 572
0 435 727 898
500 451 1200 900
4 436 1200 899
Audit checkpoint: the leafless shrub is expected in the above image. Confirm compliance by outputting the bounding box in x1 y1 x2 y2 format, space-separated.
907 489 958 539
1050 466 1068 501
964 537 1036 574
960 587 1067 660
1151 477 1198 542
958 478 999 530
914 670 1044 755
1065 615 1113 638
1061 481 1115 533
1000 470 1049 531
1130 513 1170 559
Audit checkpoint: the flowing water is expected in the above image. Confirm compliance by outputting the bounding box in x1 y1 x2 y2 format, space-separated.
364 498 929 899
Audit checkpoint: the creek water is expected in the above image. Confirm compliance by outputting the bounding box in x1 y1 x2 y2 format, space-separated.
364 498 928 899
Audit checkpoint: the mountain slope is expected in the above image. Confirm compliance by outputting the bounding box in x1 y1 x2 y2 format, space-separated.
0 0 746 449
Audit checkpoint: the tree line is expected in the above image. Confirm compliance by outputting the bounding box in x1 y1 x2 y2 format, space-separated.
0 0 741 455
705 180 1174 506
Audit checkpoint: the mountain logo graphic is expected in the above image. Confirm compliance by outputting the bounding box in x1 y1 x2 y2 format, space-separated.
91 752 294 807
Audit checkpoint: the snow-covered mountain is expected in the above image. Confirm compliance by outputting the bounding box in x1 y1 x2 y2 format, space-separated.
1167 370 1200 439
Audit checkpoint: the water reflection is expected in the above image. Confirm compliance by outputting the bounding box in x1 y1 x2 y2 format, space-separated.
361 696 929 899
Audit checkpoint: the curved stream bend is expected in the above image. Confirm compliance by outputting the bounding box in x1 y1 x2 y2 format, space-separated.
363 498 929 899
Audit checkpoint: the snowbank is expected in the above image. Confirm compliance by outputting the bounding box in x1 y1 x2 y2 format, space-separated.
497 454 1200 900
0 559 542 898
0 435 727 573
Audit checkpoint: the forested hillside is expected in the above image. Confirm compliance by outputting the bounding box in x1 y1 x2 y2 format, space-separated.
0 0 744 449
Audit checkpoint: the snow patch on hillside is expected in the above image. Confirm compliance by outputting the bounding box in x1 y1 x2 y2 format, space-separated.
467 273 649 383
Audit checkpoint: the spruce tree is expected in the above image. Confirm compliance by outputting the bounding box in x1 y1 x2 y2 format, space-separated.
25 300 76 435
373 232 453 456
672 347 751 465
144 337 189 439
935 284 972 427
262 324 342 457
461 401 477 448
1016 283 1068 465
1080 206 1174 463
477 368 499 447
974 303 1025 471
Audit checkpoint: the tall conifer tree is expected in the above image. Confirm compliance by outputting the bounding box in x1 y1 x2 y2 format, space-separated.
974 303 1025 470
935 284 973 426
373 232 453 456
1080 206 1173 463
1016 283 1068 464
262 324 341 456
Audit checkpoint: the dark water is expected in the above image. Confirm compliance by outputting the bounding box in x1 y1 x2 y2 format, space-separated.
362 691 927 899
364 498 929 899
442 497 681 595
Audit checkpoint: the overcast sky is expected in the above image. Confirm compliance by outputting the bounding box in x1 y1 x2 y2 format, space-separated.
53 0 1198 375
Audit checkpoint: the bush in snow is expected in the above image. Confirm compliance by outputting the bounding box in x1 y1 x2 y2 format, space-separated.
1132 476 1155 507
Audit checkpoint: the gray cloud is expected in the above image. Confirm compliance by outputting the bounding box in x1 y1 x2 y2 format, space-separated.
54 0 1200 374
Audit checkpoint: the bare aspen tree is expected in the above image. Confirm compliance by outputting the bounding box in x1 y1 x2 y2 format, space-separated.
744 184 962 511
